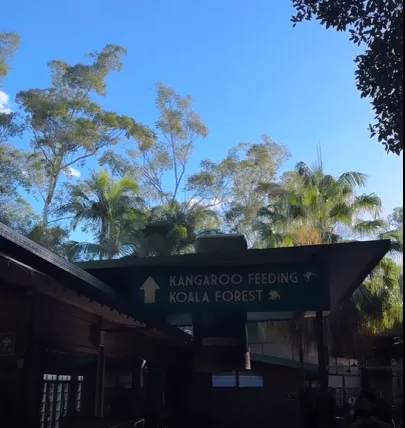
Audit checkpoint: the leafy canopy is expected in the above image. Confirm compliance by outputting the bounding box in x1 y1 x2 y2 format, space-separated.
187 135 290 245
255 156 383 248
388 206 403 230
0 32 20 84
0 104 35 232
16 44 153 226
100 83 208 205
140 200 221 256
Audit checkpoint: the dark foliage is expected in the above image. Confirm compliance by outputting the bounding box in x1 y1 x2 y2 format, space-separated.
291 0 403 154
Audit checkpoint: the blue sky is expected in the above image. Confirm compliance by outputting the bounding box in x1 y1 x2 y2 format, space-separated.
3 0 403 228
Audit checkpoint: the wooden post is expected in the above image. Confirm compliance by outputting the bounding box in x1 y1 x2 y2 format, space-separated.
193 311 249 371
299 333 305 386
298 333 306 428
94 329 105 418
132 358 143 420
316 311 328 428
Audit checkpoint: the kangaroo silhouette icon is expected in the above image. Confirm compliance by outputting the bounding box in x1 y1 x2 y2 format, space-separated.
303 272 317 282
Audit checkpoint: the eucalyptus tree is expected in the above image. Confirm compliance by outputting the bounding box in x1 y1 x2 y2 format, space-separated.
100 82 208 205
186 135 290 246
16 44 154 226
0 32 20 83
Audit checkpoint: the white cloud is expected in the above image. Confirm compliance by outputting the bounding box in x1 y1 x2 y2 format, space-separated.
188 198 224 210
0 91 12 114
211 198 223 210
188 198 202 208
64 166 81 178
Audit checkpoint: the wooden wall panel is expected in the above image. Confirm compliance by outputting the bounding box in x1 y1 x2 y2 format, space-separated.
35 294 184 364
36 295 98 354
0 283 31 362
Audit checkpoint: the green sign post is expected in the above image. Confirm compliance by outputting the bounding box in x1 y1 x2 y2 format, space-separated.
132 263 329 314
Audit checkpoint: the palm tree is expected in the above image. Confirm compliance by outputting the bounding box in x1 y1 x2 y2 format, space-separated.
256 156 384 247
329 244 403 356
254 158 403 356
59 171 145 260
139 200 221 256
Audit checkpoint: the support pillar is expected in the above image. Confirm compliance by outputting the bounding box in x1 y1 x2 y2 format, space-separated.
94 328 105 418
193 312 249 371
316 311 328 428
131 358 144 420
192 234 250 372
298 334 306 428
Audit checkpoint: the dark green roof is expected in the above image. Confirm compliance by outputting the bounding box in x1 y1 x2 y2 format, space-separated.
77 239 391 319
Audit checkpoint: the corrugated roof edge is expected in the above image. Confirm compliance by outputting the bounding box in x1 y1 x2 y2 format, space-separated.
0 222 192 346
75 239 391 270
0 222 114 296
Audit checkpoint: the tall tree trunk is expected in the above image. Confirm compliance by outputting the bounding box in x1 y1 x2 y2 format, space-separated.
43 202 49 228
42 174 59 228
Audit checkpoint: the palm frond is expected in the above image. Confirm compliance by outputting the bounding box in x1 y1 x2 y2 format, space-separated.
329 203 352 224
256 208 288 224
295 161 313 187
321 231 342 244
351 284 374 307
353 219 386 235
338 171 368 189
352 193 382 217
64 240 106 261
380 229 403 242
379 229 403 257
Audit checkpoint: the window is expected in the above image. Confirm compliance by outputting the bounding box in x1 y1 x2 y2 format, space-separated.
331 387 360 407
238 372 264 388
212 372 263 388
40 380 54 428
212 373 237 387
76 376 83 412
40 374 83 428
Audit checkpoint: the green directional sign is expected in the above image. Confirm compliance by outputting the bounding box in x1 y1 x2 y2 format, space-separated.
132 264 329 314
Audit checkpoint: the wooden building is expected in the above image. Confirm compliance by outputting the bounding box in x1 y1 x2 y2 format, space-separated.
0 223 192 428
1 222 393 428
